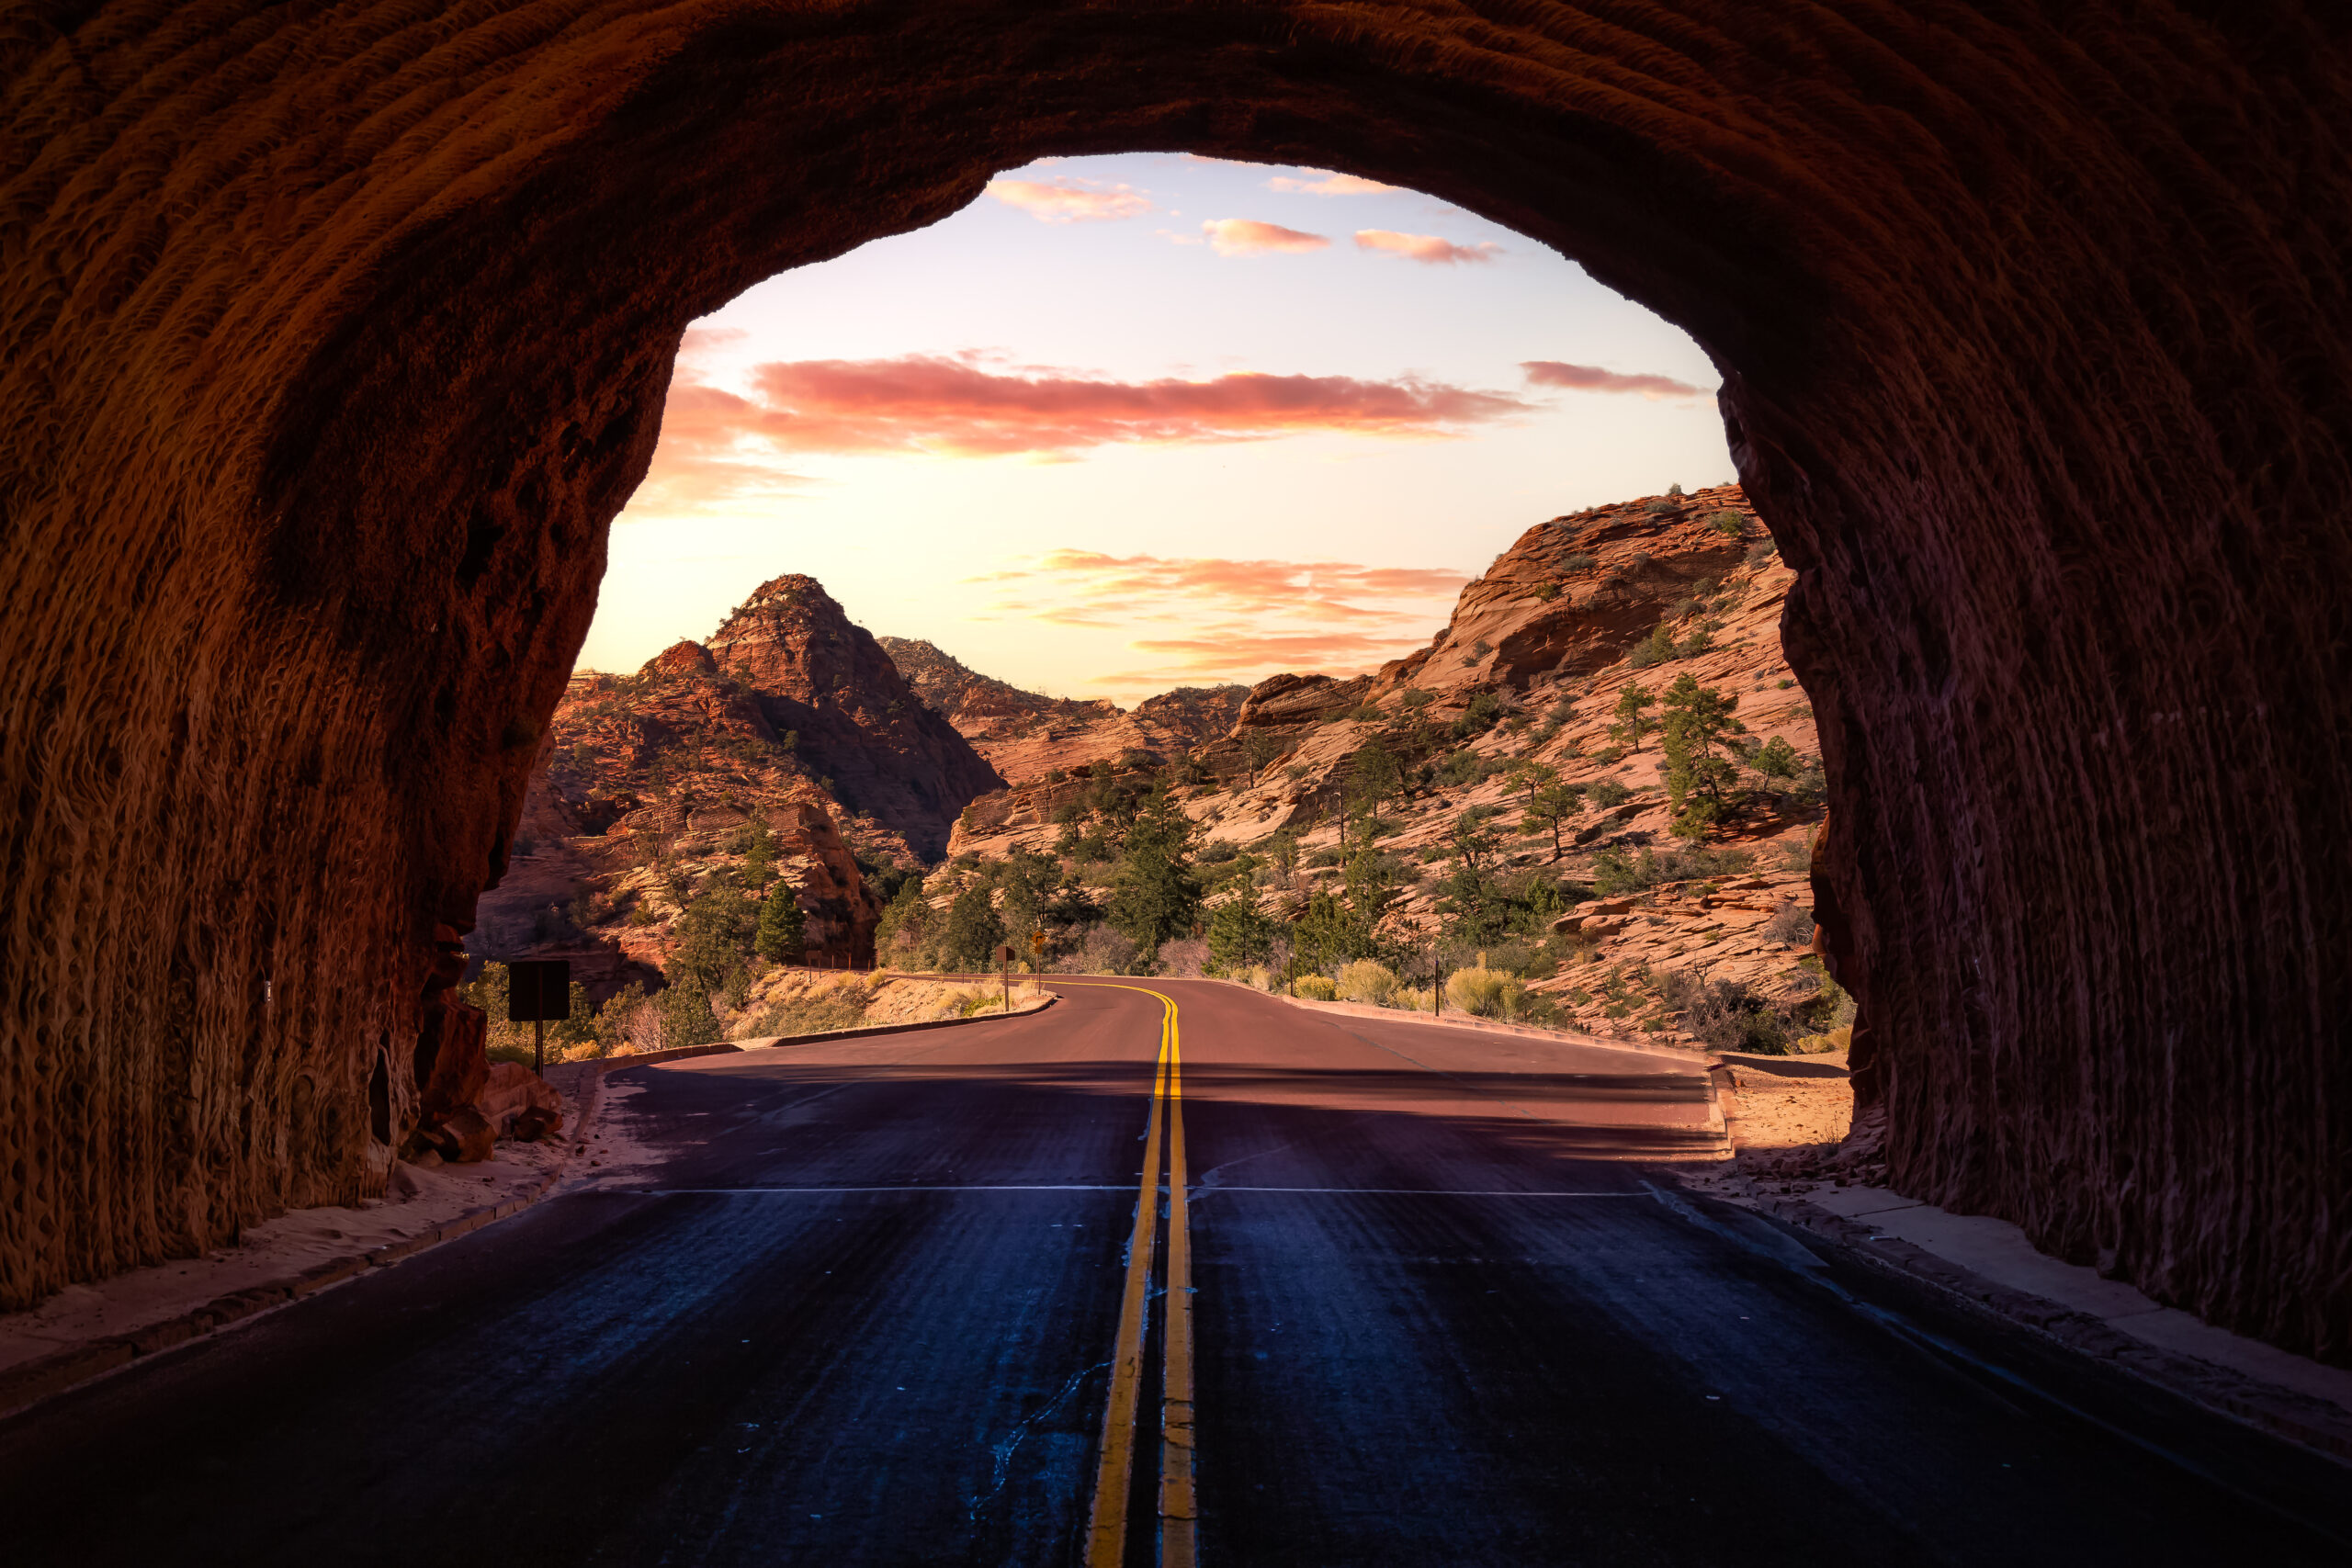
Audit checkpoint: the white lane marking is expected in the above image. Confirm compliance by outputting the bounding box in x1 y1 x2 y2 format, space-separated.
1200 1187 1648 1197
621 1185 1135 1194
617 1185 1647 1197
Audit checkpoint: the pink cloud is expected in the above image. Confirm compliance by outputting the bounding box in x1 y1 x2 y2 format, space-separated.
1521 360 1708 400
654 354 1529 462
1202 219 1330 256
1353 229 1502 265
1266 170 1398 196
986 177 1153 223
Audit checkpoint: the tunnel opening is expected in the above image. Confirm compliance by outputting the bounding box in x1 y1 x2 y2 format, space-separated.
2 5 2346 1366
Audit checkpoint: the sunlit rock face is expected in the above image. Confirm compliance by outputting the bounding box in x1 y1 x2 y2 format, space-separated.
2 4 2346 1360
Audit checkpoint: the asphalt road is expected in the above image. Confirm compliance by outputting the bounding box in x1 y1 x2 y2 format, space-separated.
3 978 2346 1565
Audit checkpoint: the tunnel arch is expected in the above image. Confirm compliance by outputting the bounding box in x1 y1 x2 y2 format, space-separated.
2 4 2346 1360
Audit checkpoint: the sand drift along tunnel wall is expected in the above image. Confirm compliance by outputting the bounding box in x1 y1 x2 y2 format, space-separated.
1 3 2347 1361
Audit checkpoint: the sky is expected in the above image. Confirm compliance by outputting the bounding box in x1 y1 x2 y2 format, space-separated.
581 154 1734 703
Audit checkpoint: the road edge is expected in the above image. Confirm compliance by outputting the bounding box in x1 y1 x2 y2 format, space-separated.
1699 1179 2352 1468
0 996 1062 1424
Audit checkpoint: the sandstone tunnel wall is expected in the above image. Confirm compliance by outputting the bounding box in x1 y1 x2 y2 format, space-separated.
3 4 2346 1359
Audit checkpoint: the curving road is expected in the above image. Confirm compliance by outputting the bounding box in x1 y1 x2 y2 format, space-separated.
1 978 2346 1565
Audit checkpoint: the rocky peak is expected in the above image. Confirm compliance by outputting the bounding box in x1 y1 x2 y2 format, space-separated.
708 580 1003 859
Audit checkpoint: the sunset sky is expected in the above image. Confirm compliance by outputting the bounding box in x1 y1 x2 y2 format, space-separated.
582 153 1734 702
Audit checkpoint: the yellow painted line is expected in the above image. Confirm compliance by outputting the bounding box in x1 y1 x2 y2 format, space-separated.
1079 984 1179 1568
1160 1019 1197 1568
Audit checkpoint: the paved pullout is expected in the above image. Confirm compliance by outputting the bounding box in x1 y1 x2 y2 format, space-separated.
1 980 2344 1565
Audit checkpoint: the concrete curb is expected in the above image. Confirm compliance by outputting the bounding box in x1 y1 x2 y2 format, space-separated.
1713 1182 2352 1468
0 1162 570 1422
0 996 1063 1423
1259 987 1713 1070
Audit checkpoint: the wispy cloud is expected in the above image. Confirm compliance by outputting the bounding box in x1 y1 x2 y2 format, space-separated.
1521 360 1708 400
1201 219 1330 256
1354 230 1502 265
970 550 1465 691
633 354 1532 491
986 176 1153 223
1266 170 1399 197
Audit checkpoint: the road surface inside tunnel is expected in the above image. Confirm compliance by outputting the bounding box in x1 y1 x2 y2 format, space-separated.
1 979 2346 1566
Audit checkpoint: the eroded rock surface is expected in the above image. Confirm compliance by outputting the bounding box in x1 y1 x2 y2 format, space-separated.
2 3 2346 1364
882 636 1245 785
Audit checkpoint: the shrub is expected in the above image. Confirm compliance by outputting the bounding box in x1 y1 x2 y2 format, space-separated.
1563 553 1599 570
1708 510 1746 536
739 978 874 1039
1445 965 1523 1018
1155 937 1210 978
1745 541 1778 569
1471 639 1494 659
1307 846 1345 868
1079 923 1142 976
1660 972 1794 1054
1643 497 1679 514
1295 975 1339 1000
1532 581 1560 602
1336 959 1401 1006
1765 902 1815 945
1586 779 1634 809
1624 623 1677 670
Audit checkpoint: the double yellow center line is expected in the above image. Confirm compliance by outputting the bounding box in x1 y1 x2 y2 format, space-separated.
1079 985 1195 1568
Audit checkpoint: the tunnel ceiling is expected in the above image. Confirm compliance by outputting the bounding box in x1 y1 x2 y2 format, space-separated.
1 2 2346 1361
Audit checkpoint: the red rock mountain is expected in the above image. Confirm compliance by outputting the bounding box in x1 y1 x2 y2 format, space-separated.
715 581 1004 858
947 485 1829 1045
878 635 1245 785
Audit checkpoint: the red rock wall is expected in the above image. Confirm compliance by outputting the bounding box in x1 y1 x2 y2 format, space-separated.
3 4 2346 1359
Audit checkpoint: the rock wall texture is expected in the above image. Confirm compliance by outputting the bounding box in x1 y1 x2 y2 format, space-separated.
2 4 2347 1359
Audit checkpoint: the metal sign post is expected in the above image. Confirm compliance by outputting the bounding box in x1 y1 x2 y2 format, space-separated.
507 959 571 1076
996 943 1015 1012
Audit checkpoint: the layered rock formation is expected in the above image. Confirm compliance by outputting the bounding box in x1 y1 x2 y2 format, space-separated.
880 636 1245 785
953 489 1830 1044
4 4 2347 1365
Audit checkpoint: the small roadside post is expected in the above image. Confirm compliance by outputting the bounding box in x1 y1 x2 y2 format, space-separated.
1030 928 1046 994
508 959 571 1075
997 943 1014 1012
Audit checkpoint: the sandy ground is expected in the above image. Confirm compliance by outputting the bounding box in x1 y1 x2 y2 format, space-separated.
1716 1053 1854 1153
0 1137 573 1382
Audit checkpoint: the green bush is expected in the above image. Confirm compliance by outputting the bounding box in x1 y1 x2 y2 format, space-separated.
1295 975 1338 1001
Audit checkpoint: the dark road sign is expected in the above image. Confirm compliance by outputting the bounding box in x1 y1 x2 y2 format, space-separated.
507 960 571 1022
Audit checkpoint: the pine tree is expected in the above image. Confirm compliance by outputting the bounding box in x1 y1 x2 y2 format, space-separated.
656 980 723 1049
1108 782 1201 950
1520 782 1586 862
1205 893 1274 971
943 882 1005 971
1611 681 1657 751
754 886 806 962
1660 673 1747 838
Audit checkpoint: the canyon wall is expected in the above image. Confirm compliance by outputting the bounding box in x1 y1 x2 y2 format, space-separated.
2 4 2346 1360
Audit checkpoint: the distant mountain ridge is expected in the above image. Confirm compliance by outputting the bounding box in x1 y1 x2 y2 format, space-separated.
877 635 1246 785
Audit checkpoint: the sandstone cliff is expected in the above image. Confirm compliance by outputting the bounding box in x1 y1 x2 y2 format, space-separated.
950 486 1828 1041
